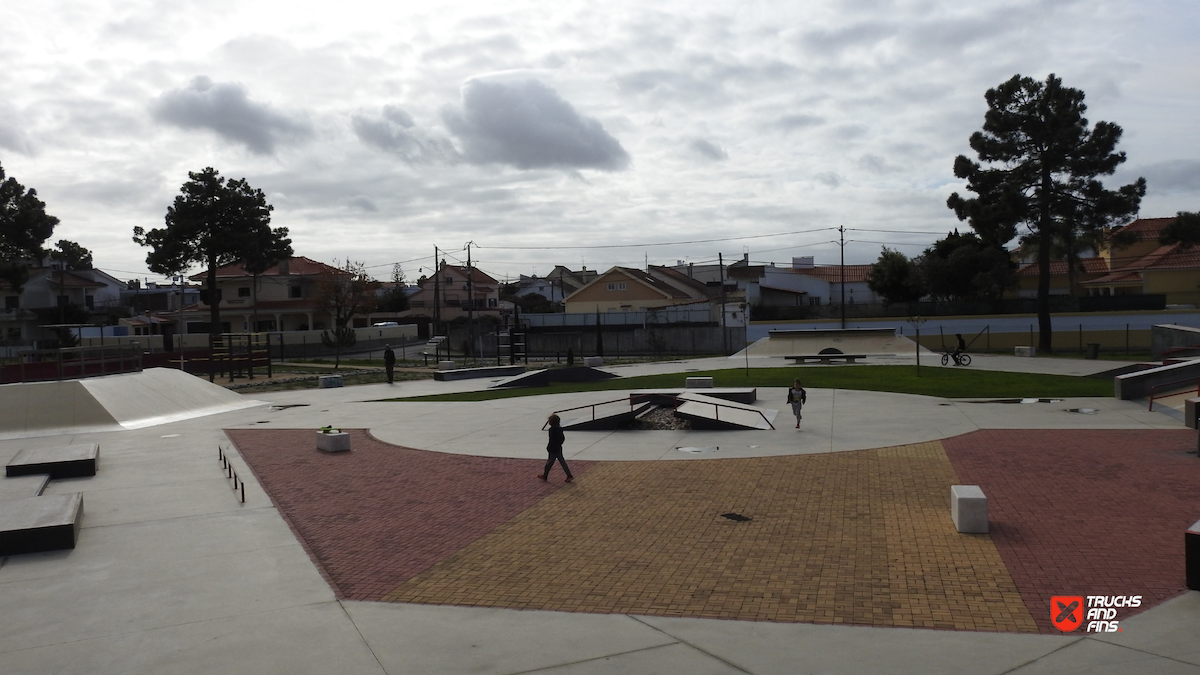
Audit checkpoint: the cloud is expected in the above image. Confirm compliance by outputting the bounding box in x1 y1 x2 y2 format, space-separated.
689 138 728 161
352 105 458 163
348 195 378 212
0 101 33 154
814 172 843 188
152 76 312 154
1138 160 1200 194
775 114 825 132
441 78 630 171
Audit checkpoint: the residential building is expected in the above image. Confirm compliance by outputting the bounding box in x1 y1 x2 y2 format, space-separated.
1 265 124 341
513 266 597 303
185 256 346 333
1082 217 1200 305
730 256 880 307
406 262 503 322
562 266 711 314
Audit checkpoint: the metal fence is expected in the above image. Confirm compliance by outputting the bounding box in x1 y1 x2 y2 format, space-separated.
0 344 143 384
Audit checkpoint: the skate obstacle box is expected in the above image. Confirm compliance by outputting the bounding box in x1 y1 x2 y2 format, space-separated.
1 443 96 555
951 485 988 534
0 493 84 556
6 443 99 479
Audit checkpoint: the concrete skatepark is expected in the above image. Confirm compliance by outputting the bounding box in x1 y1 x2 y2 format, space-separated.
2 333 1200 674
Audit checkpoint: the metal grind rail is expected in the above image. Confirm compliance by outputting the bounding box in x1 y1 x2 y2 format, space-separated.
1147 379 1200 412
547 394 776 431
218 446 247 503
544 397 639 428
679 396 776 430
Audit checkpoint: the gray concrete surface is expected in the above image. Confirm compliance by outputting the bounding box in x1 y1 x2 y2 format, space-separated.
0 356 1195 674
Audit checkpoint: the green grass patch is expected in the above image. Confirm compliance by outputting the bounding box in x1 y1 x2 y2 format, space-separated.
386 365 1113 402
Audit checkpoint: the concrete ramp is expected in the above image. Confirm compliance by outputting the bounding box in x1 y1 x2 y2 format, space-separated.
674 392 778 430
0 368 264 439
491 366 618 389
743 327 924 357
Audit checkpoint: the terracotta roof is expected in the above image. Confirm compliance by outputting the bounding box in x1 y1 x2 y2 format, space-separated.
1016 258 1109 277
1113 217 1177 241
794 265 873 283
193 256 342 280
1083 242 1200 285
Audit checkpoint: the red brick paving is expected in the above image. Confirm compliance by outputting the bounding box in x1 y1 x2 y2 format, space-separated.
229 426 1200 633
943 429 1200 633
226 428 590 601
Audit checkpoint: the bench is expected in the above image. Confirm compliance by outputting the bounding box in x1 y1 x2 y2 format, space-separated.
785 354 867 364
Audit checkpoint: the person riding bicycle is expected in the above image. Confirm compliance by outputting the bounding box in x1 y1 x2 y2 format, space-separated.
951 333 967 366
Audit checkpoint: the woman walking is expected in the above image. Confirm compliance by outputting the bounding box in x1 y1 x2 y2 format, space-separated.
539 414 574 482
787 379 807 429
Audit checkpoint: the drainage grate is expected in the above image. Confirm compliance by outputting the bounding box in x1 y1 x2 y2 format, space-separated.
721 512 752 522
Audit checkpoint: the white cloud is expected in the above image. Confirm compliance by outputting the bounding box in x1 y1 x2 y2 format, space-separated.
152 76 312 155
441 78 630 171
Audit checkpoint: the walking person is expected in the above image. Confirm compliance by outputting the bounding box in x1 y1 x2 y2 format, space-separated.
539 414 573 482
787 378 807 429
383 344 396 384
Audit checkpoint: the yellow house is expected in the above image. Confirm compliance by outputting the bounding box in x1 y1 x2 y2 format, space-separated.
1013 258 1110 298
562 266 709 314
1084 217 1200 305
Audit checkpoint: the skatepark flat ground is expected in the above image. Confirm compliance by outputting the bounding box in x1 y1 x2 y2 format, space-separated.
1 357 1198 675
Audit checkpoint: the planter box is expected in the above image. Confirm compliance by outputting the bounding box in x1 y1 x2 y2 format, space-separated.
316 431 351 452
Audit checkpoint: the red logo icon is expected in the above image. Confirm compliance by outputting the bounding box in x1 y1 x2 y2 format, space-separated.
1051 596 1084 632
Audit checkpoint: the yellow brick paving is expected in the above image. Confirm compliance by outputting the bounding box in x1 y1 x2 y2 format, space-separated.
382 441 1039 632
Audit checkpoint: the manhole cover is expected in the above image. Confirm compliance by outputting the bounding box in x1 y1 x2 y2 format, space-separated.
721 513 752 522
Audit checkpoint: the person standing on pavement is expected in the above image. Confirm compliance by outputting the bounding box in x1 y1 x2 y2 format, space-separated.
787 378 807 429
383 344 396 384
539 414 574 482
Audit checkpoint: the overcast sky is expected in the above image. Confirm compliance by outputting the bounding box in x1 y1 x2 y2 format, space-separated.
2 0 1198 284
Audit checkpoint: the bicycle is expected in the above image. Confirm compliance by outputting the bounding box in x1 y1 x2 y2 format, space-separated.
941 351 971 366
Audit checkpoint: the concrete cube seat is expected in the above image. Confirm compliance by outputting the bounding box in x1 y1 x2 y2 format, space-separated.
951 485 988 533
6 443 99 479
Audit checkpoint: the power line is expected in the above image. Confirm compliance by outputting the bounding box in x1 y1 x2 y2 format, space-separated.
477 227 836 250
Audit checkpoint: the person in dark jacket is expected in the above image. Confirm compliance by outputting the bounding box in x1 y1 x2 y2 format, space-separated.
383 344 396 384
539 413 573 482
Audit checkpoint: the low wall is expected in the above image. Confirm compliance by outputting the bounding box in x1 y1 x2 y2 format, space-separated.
1115 360 1200 400
1152 325 1200 360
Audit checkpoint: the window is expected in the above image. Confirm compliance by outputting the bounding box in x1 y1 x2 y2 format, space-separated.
488 298 497 307
289 285 302 298
606 282 627 291
809 297 821 306
237 286 251 297
6 327 20 340
85 295 94 309
4 296 17 310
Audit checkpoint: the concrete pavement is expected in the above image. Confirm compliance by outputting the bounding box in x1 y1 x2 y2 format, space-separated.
0 358 1196 675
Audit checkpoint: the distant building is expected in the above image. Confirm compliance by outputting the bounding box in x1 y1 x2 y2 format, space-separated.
406 262 503 322
0 265 124 342
185 256 347 333
562 266 711 314
729 256 880 307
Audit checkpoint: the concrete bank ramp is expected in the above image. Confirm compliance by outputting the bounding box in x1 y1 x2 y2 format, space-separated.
0 368 264 439
674 392 778 430
742 327 925 357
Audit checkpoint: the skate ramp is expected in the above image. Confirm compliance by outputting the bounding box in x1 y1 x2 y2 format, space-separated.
744 327 924 357
0 368 264 439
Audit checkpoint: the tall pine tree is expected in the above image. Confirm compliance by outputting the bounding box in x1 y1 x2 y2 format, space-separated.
948 74 1145 352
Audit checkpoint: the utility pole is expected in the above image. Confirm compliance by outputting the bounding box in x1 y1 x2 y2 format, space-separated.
719 252 728 355
466 241 475 363
839 225 846 330
433 245 441 338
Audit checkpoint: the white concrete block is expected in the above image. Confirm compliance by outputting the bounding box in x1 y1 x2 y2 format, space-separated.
1014 346 1036 357
951 484 988 533
583 356 603 367
437 361 457 371
318 375 343 388
316 432 351 452
685 377 714 388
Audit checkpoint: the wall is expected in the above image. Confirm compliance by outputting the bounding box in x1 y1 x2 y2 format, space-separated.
1151 324 1200 359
